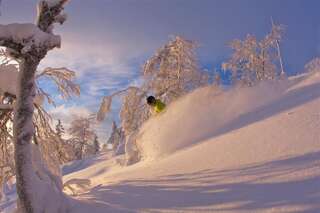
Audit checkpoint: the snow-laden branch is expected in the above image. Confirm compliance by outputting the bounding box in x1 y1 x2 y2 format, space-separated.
0 23 61 55
96 86 140 122
36 67 80 103
37 0 69 33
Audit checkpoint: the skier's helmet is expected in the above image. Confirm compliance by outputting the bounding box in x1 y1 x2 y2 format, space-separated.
147 96 156 106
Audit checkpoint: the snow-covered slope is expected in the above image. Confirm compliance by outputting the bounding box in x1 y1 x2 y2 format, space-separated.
138 73 320 163
4 72 319 213
64 72 320 213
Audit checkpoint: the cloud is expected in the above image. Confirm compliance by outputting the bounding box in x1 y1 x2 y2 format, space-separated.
49 105 92 125
49 104 111 142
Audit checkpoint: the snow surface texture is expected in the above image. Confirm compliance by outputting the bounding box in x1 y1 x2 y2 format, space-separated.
3 72 320 212
0 23 60 54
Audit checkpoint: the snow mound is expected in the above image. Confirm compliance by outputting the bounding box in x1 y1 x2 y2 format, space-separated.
138 72 320 160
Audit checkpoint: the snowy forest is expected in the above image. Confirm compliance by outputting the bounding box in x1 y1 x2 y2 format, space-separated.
0 1 319 213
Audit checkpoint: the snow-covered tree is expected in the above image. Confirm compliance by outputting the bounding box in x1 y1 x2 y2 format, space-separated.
69 116 96 160
97 36 210 165
222 23 285 86
120 87 150 136
107 121 118 148
107 121 125 153
36 67 80 105
305 57 320 73
97 86 149 139
0 1 72 212
143 36 209 103
0 43 78 211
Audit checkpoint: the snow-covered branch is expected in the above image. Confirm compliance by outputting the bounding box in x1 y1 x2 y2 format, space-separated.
96 86 140 122
36 67 80 102
0 1 72 212
0 23 61 57
37 0 69 33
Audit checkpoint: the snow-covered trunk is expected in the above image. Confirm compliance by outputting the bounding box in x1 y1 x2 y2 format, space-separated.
13 55 40 213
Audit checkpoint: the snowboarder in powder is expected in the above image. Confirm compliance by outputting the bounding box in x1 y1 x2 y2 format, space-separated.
146 96 166 114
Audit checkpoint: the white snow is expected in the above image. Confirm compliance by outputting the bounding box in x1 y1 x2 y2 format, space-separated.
0 23 61 53
3 72 320 212
63 72 320 213
44 0 64 8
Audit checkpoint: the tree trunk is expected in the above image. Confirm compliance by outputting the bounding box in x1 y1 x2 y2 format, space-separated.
13 55 40 213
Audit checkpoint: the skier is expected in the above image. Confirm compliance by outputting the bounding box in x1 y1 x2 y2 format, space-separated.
146 96 166 114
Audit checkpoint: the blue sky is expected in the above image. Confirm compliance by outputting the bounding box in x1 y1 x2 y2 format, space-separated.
1 0 319 141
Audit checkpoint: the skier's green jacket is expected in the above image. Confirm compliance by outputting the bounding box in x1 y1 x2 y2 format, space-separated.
153 99 166 113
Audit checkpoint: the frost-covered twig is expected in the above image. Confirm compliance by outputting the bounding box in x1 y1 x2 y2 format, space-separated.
96 86 139 122
36 67 80 102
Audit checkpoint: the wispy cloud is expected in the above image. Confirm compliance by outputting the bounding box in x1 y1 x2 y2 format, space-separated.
49 104 111 142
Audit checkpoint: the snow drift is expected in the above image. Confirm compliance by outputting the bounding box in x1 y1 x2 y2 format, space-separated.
138 73 318 160
61 72 320 213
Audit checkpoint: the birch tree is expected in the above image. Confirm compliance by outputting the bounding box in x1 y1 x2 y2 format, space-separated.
69 116 95 160
143 36 209 103
222 23 285 86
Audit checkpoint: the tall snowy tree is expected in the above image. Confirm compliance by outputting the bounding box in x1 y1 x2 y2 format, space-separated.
97 36 210 165
0 1 72 212
143 36 209 103
69 116 95 160
107 121 125 153
222 23 285 86
120 87 150 137
107 121 118 147
98 36 209 135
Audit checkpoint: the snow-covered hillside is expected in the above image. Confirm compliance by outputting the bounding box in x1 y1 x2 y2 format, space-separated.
2 72 320 213
61 72 320 213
